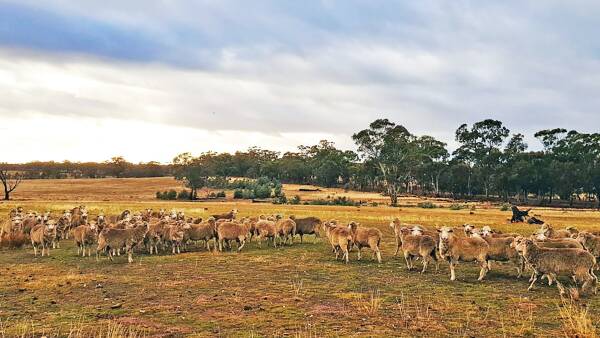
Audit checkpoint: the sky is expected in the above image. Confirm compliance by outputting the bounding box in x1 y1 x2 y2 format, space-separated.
2 1 600 163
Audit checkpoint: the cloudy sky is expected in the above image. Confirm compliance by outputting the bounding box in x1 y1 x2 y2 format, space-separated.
2 1 600 163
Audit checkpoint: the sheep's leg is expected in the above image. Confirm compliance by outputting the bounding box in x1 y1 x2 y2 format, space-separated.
421 255 430 274
127 247 133 263
375 248 382 264
300 234 303 243
478 260 488 281
404 252 412 270
218 239 223 252
487 260 492 271
77 244 81 256
449 260 456 281
516 258 524 279
177 244 181 254
33 245 37 257
237 238 246 252
357 247 362 261
528 272 539 291
343 248 349 264
393 239 400 257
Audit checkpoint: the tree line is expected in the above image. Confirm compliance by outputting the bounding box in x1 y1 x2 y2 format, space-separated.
2 119 599 207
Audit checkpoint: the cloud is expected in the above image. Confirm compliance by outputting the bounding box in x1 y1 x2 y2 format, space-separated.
1 1 600 162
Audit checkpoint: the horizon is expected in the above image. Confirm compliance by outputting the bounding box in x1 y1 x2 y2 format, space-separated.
3 1 600 163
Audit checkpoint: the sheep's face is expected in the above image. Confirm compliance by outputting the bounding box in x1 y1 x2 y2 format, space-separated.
510 236 523 249
399 227 411 237
534 232 547 241
89 223 97 231
515 238 535 253
463 224 475 236
97 214 105 223
439 227 453 239
576 233 592 247
17 207 24 213
411 226 424 236
46 220 57 231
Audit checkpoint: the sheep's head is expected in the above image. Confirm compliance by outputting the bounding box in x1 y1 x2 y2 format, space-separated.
81 212 89 221
411 226 424 236
46 220 57 231
463 224 476 236
389 218 401 231
566 226 579 236
17 206 24 213
438 227 454 240
576 232 593 248
347 221 359 233
511 236 525 250
399 227 411 238
534 232 547 241
516 238 535 253
480 226 493 237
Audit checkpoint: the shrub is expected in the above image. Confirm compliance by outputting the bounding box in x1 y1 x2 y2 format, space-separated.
177 189 190 200
166 190 177 200
499 203 511 211
273 193 287 205
216 191 226 198
156 191 163 200
308 196 359 206
417 201 437 209
233 189 244 199
449 203 464 210
370 202 379 207
254 185 272 199
290 195 301 205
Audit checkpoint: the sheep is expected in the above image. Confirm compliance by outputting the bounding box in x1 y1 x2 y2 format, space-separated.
480 226 520 238
216 221 249 252
276 217 297 245
463 224 478 237
348 222 382 263
184 218 218 251
538 224 571 239
576 232 600 268
151 209 166 219
97 222 149 263
212 209 238 221
533 233 583 249
515 239 597 296
254 220 279 248
479 231 524 278
398 227 437 273
21 214 42 235
289 216 321 243
30 220 57 257
57 211 72 240
438 226 490 281
71 211 88 228
146 219 170 255
165 222 186 254
321 221 352 263
1 215 22 238
73 222 98 257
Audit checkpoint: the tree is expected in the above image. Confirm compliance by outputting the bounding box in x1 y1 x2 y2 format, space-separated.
0 169 22 200
172 153 213 200
353 119 417 206
454 119 509 197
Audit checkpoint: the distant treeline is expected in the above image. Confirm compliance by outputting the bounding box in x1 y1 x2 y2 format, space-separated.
3 119 600 207
2 158 171 179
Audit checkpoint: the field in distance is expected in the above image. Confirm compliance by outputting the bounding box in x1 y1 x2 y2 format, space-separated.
1 178 600 336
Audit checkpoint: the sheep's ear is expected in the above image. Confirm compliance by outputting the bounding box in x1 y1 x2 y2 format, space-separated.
448 229 454 233
437 229 442 233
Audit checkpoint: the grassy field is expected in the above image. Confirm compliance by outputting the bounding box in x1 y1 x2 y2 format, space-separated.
1 179 600 337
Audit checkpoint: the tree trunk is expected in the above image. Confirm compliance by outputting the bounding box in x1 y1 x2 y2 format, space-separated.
387 183 398 206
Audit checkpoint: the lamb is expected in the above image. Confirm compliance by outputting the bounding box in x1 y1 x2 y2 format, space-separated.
184 218 218 251
30 220 57 256
254 220 279 248
73 222 98 257
276 217 297 245
212 209 238 221
398 227 437 273
515 239 597 296
216 221 249 252
97 222 149 263
289 216 321 243
438 226 490 281
321 221 352 263
348 222 382 263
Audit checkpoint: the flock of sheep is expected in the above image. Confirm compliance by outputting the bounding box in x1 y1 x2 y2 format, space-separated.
3 205 600 298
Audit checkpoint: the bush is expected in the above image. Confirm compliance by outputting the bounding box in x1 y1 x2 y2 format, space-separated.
308 196 359 206
273 193 287 205
216 191 226 198
254 185 272 199
177 189 190 200
233 189 244 199
290 195 301 205
449 203 464 210
166 190 177 200
417 201 437 209
370 201 379 207
156 190 177 200
499 203 511 211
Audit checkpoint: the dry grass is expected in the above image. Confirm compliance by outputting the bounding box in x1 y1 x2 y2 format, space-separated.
1 178 600 336
559 299 598 338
